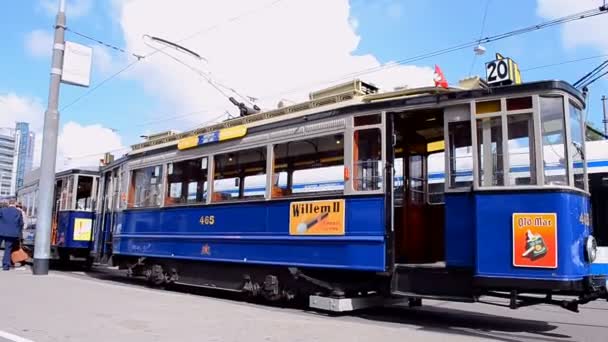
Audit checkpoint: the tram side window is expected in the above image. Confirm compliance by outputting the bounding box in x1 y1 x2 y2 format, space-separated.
507 114 536 185
540 96 568 186
129 165 163 208
166 157 208 206
353 128 382 191
273 134 344 197
213 147 266 202
447 122 473 189
477 117 504 186
569 102 585 190
76 176 95 210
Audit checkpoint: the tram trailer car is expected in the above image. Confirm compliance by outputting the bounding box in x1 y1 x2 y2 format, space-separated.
17 168 99 266
94 78 607 312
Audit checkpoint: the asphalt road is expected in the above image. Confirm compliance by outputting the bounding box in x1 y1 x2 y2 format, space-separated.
0 264 607 342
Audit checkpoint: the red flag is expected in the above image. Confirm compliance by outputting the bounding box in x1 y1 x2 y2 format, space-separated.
433 64 448 88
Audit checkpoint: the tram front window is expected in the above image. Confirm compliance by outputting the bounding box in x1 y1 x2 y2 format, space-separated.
507 113 536 185
353 128 382 191
477 117 504 186
540 96 568 186
76 176 94 211
447 121 472 189
569 101 585 190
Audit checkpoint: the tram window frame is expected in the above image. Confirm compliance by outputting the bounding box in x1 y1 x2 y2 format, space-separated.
128 165 164 209
353 127 383 193
75 175 96 211
539 95 569 187
507 113 536 186
444 105 474 191
165 157 209 206
568 100 586 191
212 147 267 202
272 133 345 198
59 176 74 210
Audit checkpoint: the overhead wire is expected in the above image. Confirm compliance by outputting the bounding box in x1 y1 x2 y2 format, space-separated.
142 35 258 108
468 0 491 76
574 58 608 88
59 0 287 113
521 54 608 71
64 27 144 60
258 6 608 101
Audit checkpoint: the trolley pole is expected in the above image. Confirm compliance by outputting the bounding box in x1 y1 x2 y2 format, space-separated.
602 95 608 139
33 0 66 275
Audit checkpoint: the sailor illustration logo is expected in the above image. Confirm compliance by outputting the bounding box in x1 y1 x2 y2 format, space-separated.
522 230 547 260
512 213 557 268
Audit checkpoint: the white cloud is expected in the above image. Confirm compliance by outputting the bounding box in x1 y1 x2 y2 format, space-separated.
0 93 125 172
25 30 53 58
57 122 126 171
38 0 93 18
114 0 434 131
536 0 608 52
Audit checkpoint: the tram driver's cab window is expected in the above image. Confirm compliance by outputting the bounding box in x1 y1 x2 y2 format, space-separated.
353 128 382 191
213 147 267 202
273 134 344 197
446 112 473 189
166 157 208 206
540 96 568 186
129 165 163 208
59 177 74 210
75 175 95 211
569 101 586 190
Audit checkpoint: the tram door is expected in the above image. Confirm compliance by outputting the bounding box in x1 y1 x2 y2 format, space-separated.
590 172 608 272
392 110 445 264
51 179 62 245
95 170 116 263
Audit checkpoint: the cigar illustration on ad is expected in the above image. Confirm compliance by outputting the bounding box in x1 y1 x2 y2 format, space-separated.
296 211 330 234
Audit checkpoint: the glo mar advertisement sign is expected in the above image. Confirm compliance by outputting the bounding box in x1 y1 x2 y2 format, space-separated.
512 213 557 268
289 199 345 235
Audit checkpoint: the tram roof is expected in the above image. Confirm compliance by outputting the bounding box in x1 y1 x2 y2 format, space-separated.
128 79 584 155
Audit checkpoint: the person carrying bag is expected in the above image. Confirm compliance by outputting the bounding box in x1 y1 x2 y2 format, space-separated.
0 200 25 270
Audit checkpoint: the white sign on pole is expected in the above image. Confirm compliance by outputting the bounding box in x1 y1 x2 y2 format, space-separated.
61 41 93 87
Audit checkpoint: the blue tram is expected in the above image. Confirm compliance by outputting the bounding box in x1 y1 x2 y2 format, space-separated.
17 168 98 265
91 76 607 311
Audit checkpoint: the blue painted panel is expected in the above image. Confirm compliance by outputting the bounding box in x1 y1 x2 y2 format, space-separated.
113 196 386 271
55 211 95 250
445 193 475 268
475 192 592 281
591 263 608 275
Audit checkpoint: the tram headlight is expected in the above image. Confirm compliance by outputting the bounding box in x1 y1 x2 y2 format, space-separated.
585 235 598 263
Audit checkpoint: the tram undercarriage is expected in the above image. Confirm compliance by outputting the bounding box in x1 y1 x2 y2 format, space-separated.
116 255 607 313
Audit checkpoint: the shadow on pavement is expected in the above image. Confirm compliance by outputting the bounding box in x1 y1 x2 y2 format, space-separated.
61 265 578 342
352 306 571 342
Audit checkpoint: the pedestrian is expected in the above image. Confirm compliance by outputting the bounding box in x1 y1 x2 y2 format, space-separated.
0 199 24 271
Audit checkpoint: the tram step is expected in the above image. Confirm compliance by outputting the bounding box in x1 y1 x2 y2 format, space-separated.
392 264 475 299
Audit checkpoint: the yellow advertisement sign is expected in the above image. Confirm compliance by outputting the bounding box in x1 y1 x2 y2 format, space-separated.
289 199 345 235
73 218 93 241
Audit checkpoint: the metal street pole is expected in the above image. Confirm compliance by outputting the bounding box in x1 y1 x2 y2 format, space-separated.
33 0 66 275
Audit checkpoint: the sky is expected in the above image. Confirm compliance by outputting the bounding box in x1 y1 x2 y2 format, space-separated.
1 0 608 171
